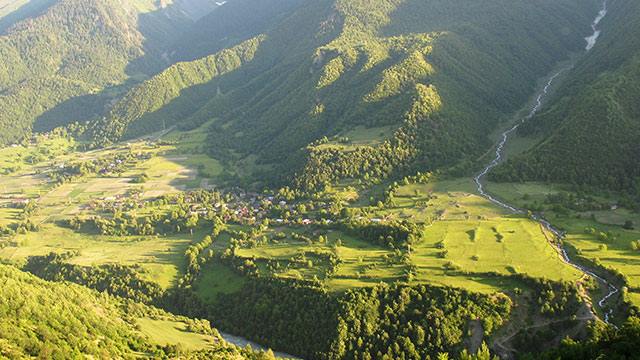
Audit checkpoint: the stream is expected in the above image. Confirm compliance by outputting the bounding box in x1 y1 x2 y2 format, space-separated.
218 1 615 355
473 0 618 325
219 332 300 359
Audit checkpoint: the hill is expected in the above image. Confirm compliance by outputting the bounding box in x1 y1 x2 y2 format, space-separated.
491 0 640 204
88 0 599 189
0 263 274 359
0 0 220 145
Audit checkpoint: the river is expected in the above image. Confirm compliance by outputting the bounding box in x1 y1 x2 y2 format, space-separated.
473 0 618 325
219 332 300 359
219 1 615 355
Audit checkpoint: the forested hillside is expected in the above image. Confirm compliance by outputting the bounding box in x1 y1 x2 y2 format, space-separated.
0 264 272 359
0 0 219 145
1 0 635 359
89 0 599 189
0 0 56 32
492 0 640 202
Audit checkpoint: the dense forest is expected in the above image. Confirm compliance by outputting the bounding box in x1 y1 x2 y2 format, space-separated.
0 0 220 145
491 0 640 203
183 278 511 359
535 317 640 359
85 0 598 189
0 263 276 359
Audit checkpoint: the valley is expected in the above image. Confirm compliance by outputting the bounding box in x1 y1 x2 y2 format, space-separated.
473 0 622 325
0 0 639 359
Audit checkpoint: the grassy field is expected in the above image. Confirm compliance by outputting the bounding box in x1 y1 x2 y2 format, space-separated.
314 125 396 152
337 125 396 146
0 224 192 288
137 317 218 350
387 179 581 290
195 178 582 300
194 262 247 303
486 181 640 306
0 132 226 288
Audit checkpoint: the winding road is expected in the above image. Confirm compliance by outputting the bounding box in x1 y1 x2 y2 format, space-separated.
473 0 619 325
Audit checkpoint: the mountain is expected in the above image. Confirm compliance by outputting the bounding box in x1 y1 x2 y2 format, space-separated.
491 0 640 202
0 0 57 32
1 0 637 358
88 0 599 189
0 0 220 145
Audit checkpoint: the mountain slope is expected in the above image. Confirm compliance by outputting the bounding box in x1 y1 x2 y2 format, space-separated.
0 263 276 358
492 0 640 201
0 0 219 145
89 0 599 189
0 264 187 357
0 0 56 32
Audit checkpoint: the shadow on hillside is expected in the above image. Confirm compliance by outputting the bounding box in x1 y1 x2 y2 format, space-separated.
0 0 56 34
31 0 298 135
32 0 222 133
33 79 143 133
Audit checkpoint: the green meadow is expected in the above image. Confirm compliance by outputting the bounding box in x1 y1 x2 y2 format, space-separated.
0 130 224 288
486 181 640 306
196 178 581 300
136 317 218 351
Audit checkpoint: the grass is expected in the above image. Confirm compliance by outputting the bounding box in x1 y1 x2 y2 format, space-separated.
381 178 508 223
136 318 218 350
337 125 396 145
382 179 580 288
416 219 579 281
0 135 74 174
195 178 582 297
0 224 192 288
194 263 246 303
0 136 229 288
486 180 640 306
314 125 396 152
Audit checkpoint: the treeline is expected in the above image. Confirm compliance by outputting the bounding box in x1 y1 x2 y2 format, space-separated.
201 279 511 359
68 191 226 236
340 218 422 249
23 252 164 304
48 151 150 185
491 0 640 207
182 218 226 286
